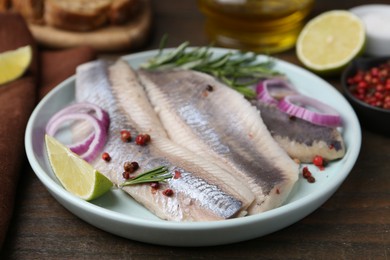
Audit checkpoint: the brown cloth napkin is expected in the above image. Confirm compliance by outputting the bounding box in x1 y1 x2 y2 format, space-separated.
0 13 96 248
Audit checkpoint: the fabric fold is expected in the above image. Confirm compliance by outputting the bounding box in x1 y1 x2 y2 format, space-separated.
0 12 38 248
0 12 96 248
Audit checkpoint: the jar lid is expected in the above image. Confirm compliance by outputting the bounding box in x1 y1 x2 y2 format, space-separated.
350 4 390 57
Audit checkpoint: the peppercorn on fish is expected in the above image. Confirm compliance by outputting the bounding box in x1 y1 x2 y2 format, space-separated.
138 69 299 214
75 60 255 221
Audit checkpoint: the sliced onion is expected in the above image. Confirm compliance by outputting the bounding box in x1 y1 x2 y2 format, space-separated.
46 116 95 155
46 113 107 162
68 132 95 155
256 78 297 105
277 95 342 127
45 103 109 162
46 102 109 132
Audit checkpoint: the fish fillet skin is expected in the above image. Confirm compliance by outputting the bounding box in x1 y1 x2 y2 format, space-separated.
252 100 346 163
75 60 254 221
138 69 299 214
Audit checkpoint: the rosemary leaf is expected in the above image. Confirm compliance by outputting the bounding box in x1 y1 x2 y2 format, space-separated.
141 41 282 99
120 166 172 187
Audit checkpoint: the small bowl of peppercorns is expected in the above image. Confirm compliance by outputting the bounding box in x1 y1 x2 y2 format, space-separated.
341 56 390 135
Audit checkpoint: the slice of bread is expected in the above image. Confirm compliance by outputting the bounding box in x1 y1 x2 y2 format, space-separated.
29 0 151 52
11 0 44 23
44 0 112 31
0 0 10 12
108 0 138 25
5 0 141 31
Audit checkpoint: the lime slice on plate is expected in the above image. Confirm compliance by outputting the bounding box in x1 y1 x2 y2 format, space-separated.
296 10 366 74
45 135 112 201
0 45 32 85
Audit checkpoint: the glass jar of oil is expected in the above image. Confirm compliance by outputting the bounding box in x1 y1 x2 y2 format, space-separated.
198 0 314 54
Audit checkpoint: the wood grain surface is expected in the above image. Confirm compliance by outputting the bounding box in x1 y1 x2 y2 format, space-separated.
1 0 389 259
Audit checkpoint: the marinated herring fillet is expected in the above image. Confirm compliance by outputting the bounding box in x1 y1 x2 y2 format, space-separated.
75 60 254 221
138 69 299 214
252 100 345 163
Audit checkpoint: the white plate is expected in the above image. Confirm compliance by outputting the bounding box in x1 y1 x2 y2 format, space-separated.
25 48 361 246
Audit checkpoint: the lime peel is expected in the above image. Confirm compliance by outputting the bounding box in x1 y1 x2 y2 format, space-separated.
0 45 32 85
296 10 366 74
45 135 112 201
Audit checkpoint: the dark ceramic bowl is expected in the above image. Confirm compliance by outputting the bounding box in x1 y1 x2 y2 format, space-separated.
341 56 390 135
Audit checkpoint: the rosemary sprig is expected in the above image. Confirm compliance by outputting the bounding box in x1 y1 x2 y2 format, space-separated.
120 166 171 187
141 40 282 99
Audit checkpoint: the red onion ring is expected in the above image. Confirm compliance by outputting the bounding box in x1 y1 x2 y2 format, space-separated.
256 78 297 105
45 103 109 162
46 102 109 132
46 116 95 155
277 95 342 127
46 113 107 162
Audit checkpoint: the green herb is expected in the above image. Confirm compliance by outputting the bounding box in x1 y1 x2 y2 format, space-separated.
120 166 171 187
141 40 282 99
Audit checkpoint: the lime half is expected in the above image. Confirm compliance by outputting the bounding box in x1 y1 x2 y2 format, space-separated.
0 45 32 85
296 10 366 74
45 135 112 201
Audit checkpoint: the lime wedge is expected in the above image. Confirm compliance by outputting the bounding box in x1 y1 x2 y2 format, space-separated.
0 45 32 85
45 135 112 201
296 10 365 74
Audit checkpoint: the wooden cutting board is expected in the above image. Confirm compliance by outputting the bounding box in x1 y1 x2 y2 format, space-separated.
28 0 151 52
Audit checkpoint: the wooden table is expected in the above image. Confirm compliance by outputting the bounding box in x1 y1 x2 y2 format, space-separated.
2 0 389 259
